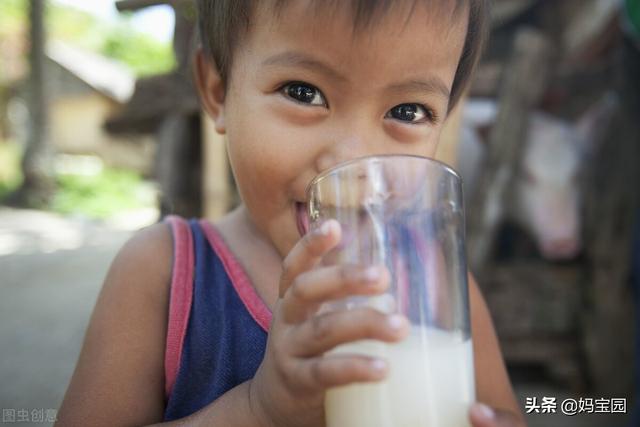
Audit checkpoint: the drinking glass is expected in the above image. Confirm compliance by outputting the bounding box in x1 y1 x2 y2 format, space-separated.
302 154 475 427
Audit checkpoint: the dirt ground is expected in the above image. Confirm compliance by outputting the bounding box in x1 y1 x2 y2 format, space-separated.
0 208 632 426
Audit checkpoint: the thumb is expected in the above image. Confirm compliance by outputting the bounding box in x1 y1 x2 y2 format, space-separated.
469 403 525 427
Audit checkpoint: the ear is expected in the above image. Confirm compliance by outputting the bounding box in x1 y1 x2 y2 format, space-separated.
574 91 619 157
193 48 226 134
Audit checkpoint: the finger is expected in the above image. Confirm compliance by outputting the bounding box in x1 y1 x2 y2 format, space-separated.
281 264 390 323
279 219 341 298
469 403 525 427
290 309 409 357
290 354 389 391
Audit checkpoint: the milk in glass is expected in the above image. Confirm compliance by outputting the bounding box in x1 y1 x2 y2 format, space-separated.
325 326 474 427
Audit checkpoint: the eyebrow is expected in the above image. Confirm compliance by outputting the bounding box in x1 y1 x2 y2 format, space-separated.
385 79 451 100
261 51 348 82
261 50 451 100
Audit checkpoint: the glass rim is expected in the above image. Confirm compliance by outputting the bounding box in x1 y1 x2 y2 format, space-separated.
305 154 462 197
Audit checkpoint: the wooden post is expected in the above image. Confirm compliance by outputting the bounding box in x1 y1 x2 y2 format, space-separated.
113 0 205 218
202 114 236 220
581 35 640 396
466 28 553 274
156 113 202 217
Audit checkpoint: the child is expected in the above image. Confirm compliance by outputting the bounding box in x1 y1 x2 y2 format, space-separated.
57 1 526 426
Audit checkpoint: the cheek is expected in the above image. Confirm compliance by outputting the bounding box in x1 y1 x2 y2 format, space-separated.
224 98 313 206
227 127 285 202
382 116 443 156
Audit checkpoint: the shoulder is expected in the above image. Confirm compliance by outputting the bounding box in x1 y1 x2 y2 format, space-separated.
100 221 175 312
108 221 174 295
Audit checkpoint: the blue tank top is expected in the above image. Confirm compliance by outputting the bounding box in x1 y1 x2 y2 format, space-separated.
160 216 438 421
162 216 272 421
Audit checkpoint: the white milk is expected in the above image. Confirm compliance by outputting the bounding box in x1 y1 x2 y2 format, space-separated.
325 326 475 427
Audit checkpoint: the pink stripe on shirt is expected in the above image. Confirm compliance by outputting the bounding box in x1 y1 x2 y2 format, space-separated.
163 216 195 400
200 220 273 332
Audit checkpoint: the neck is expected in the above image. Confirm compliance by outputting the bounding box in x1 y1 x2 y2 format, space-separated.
223 203 283 308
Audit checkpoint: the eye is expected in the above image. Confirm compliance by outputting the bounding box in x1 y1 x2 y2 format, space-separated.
280 82 327 107
385 103 435 124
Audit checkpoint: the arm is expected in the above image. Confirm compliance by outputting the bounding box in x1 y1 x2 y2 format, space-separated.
56 223 267 427
468 273 527 426
56 223 172 426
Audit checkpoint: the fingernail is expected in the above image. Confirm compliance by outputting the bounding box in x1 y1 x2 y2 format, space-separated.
320 220 335 236
363 266 381 281
370 358 387 372
471 403 495 421
387 314 407 331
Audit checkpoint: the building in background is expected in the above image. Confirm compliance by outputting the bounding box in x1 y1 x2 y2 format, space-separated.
43 40 155 175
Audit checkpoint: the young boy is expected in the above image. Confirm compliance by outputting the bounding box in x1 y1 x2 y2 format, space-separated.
57 1 527 426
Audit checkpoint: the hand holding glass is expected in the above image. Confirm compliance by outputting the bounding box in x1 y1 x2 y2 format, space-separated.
302 155 475 427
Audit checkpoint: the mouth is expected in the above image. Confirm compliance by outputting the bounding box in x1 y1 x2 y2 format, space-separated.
295 201 310 237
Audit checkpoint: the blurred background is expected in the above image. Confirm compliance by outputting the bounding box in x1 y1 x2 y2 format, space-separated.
0 0 638 426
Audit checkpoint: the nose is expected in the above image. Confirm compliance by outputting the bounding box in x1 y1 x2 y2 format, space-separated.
315 113 409 173
316 136 383 173
541 238 581 260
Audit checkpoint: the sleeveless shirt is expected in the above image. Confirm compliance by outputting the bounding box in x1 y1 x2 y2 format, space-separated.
161 215 439 420
162 216 272 421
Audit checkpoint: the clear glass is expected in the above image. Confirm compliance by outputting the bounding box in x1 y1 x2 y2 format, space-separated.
305 154 475 427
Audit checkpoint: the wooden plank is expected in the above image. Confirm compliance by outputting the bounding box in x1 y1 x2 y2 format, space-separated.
115 0 168 12
502 336 584 390
491 0 537 29
104 73 199 134
466 28 553 274
481 262 581 337
562 0 620 59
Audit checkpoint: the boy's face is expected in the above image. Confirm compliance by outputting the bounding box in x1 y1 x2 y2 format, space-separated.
200 0 468 258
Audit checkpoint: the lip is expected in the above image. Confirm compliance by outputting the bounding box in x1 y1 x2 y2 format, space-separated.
295 201 310 237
